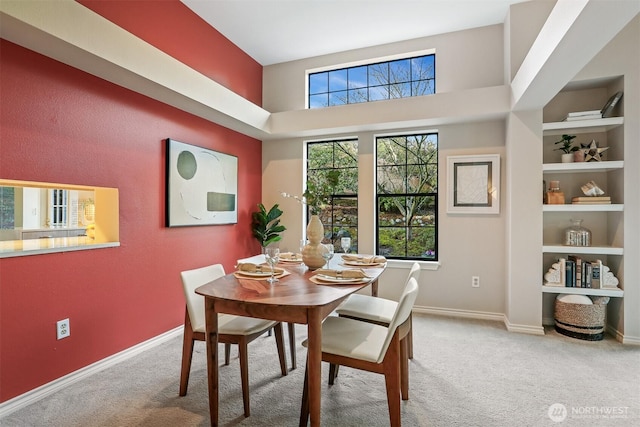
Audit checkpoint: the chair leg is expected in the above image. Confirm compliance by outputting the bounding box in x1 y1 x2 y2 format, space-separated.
400 337 409 400
225 343 231 365
288 322 297 370
328 363 339 385
408 314 414 359
383 338 402 427
238 338 250 417
299 361 309 427
273 323 288 376
179 311 194 396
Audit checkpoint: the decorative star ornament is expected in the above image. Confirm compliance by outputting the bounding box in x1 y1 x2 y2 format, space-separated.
581 139 609 162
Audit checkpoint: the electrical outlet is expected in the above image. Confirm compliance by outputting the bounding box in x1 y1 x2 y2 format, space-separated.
471 276 480 288
57 318 70 340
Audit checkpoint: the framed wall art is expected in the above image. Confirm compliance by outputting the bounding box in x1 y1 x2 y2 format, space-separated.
447 154 500 214
166 138 238 227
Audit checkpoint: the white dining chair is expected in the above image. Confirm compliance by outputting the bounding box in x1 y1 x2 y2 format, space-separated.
179 263 287 417
300 277 419 427
335 261 420 358
237 254 298 370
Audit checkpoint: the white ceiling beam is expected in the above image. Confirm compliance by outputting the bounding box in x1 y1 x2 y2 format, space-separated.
512 0 640 111
0 0 272 140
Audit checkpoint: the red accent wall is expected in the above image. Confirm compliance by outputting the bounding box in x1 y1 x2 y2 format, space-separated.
0 34 262 403
77 0 263 106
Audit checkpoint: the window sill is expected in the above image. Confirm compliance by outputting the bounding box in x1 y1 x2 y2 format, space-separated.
385 259 440 270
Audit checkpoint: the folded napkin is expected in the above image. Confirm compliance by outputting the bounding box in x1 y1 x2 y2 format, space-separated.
314 269 370 279
279 252 302 261
341 254 387 264
237 263 268 273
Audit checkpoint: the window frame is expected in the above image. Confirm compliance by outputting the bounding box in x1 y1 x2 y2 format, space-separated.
305 138 359 252
306 50 436 109
375 131 439 261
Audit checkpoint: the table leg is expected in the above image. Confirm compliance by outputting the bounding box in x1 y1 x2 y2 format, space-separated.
204 297 219 427
371 279 379 297
306 308 322 426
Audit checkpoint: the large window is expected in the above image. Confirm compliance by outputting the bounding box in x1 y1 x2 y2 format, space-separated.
376 133 438 260
307 139 358 252
308 54 435 109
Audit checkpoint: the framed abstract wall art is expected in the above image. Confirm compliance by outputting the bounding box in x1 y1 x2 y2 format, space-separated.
447 154 500 214
166 139 238 226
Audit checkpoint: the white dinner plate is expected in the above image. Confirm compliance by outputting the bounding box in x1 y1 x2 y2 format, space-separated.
314 274 368 283
236 268 283 277
342 260 384 267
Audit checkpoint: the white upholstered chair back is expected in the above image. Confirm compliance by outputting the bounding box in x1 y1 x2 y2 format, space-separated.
376 277 418 363
180 264 226 333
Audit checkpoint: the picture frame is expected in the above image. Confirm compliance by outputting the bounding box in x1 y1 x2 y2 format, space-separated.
166 138 238 227
600 91 623 118
447 154 500 214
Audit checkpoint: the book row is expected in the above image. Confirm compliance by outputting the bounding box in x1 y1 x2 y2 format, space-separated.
544 256 620 289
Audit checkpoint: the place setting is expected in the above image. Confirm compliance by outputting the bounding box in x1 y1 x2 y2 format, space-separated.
235 248 290 283
310 268 372 285
340 254 387 268
278 252 303 264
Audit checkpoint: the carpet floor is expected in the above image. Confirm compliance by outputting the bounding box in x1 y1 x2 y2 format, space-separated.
2 314 639 426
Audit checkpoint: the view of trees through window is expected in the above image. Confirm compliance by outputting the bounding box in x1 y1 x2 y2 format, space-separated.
0 186 15 229
309 54 435 109
307 139 358 252
377 133 438 260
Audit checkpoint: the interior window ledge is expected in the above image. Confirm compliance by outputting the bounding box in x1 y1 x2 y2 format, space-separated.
0 238 120 258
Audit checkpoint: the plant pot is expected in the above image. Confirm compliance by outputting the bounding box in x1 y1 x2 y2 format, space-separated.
574 150 585 162
561 153 574 163
302 215 326 270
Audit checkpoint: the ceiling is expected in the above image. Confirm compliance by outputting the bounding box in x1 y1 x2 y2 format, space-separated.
181 0 529 66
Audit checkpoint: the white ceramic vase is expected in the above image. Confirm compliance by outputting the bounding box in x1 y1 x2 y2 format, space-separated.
302 215 326 270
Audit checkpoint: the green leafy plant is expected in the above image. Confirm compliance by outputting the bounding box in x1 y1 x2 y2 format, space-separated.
251 203 286 248
554 134 579 154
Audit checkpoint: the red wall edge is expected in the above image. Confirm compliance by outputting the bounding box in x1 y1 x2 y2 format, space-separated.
0 38 262 402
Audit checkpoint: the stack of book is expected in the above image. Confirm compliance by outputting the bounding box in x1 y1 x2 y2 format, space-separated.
563 110 603 121
571 196 611 205
548 257 602 288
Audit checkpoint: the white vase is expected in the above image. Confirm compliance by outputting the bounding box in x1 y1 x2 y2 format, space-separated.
561 153 574 163
302 215 326 270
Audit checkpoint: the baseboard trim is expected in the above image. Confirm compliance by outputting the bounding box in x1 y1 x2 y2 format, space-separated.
503 316 546 335
0 326 183 418
413 305 504 322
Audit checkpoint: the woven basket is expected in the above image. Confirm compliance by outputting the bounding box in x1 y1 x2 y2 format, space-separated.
554 298 607 341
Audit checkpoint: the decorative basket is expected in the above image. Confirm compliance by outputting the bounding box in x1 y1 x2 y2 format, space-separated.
554 296 608 341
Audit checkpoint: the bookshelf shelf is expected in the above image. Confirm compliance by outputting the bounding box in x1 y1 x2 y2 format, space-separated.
542 160 623 173
542 116 623 136
543 245 623 255
543 204 623 212
541 285 623 297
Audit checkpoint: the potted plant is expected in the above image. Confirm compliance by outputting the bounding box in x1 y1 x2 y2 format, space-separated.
554 134 579 163
251 203 286 249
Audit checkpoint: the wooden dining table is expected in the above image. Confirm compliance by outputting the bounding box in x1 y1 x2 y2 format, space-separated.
195 256 386 426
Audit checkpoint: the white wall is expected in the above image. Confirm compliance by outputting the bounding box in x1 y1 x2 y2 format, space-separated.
262 23 509 318
264 24 505 113
262 3 639 340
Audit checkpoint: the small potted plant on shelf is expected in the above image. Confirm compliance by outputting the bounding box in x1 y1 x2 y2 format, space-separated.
251 203 286 250
554 134 579 163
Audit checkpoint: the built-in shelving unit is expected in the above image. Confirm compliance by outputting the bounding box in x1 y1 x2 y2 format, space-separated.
541 83 625 325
